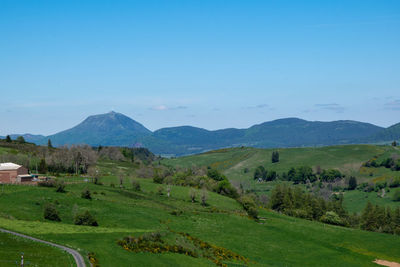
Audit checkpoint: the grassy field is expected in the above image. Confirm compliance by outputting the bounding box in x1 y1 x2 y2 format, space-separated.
163 145 400 212
0 177 400 266
0 231 75 267
164 145 400 181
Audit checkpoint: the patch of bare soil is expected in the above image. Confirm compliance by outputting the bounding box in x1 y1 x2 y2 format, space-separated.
374 259 400 267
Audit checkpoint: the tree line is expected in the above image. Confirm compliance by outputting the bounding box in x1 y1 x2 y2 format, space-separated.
269 184 400 235
254 165 348 185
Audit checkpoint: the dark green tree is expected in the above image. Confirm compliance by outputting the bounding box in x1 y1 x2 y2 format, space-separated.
5 135 11 142
254 166 267 180
16 136 25 143
348 176 357 190
270 185 285 211
271 151 280 163
266 170 277 181
320 169 342 182
392 140 398 147
47 139 53 148
38 158 47 174
207 169 226 181
361 202 378 231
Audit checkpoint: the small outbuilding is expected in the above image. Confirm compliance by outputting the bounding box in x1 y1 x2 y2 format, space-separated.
0 163 30 183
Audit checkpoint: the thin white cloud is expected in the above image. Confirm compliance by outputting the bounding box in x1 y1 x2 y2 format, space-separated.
150 105 188 111
384 100 400 110
314 103 345 113
243 104 270 109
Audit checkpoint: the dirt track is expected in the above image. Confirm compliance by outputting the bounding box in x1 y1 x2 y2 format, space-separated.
374 259 400 267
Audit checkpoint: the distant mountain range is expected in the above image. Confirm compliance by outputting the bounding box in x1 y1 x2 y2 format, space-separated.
3 111 400 156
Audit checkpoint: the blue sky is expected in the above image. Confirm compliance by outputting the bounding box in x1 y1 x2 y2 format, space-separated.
0 0 399 135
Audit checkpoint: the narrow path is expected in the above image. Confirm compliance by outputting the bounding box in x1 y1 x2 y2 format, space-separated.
0 228 86 267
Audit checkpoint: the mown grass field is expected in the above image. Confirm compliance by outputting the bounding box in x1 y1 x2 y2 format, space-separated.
0 177 400 266
0 231 75 267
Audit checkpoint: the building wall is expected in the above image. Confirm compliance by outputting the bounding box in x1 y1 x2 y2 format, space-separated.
0 167 28 183
0 170 16 183
17 167 28 176
0 171 11 183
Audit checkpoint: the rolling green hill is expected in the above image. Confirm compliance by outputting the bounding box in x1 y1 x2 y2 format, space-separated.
0 179 399 266
163 144 400 212
0 142 400 266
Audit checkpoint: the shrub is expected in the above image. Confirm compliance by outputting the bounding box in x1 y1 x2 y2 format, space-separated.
38 180 56 187
44 203 61 222
153 174 164 184
88 252 99 267
214 179 239 199
81 188 92 200
55 180 66 193
132 179 141 191
239 195 258 219
74 210 98 226
320 211 344 226
207 169 226 181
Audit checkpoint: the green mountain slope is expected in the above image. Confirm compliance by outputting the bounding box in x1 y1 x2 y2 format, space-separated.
5 112 398 156
150 118 383 155
367 122 400 143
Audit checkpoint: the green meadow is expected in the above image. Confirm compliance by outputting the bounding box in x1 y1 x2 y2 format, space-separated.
0 231 75 267
0 144 399 266
163 145 400 209
0 176 399 266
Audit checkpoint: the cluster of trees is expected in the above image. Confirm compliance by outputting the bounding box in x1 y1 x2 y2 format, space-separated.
364 156 400 171
269 185 347 225
2 135 26 144
44 145 98 174
253 166 277 181
269 185 400 235
319 169 343 182
361 202 400 234
253 164 346 186
0 138 156 175
154 167 239 200
286 166 317 183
